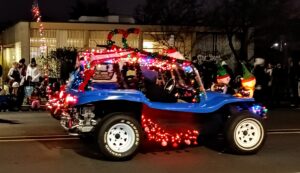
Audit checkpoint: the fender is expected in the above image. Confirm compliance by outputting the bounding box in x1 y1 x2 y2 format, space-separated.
69 89 254 114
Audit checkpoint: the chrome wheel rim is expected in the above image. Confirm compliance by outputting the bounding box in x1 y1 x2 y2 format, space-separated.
106 123 135 153
234 118 264 150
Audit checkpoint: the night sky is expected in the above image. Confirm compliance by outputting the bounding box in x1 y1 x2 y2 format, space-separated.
0 0 144 25
1 0 299 27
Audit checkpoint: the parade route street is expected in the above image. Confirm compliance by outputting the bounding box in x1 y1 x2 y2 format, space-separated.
0 109 299 173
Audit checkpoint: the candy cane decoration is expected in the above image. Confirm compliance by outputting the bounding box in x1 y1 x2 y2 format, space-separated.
107 29 127 48
122 28 141 49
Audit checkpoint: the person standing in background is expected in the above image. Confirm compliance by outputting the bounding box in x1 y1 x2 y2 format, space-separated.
26 58 40 86
272 63 285 107
7 62 21 93
253 58 267 104
288 58 299 107
7 62 21 110
18 58 27 107
18 58 27 86
265 63 273 107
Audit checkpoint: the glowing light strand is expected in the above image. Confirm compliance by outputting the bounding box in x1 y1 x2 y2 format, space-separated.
31 0 46 53
32 0 49 88
141 115 199 147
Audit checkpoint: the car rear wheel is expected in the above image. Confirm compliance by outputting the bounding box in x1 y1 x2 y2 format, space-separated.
225 112 266 154
96 112 142 160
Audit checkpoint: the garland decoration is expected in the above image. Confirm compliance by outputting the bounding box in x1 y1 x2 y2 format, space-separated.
107 29 127 48
142 115 199 147
32 0 49 85
122 28 141 49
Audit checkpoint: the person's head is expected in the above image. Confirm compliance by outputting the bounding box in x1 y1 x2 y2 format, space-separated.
30 58 36 67
27 76 32 83
19 58 25 65
12 62 18 68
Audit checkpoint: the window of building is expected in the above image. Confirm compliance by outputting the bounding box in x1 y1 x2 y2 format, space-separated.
30 29 57 57
67 30 84 48
89 31 110 48
143 32 168 53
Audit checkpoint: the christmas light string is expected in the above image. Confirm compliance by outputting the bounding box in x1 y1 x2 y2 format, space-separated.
77 28 202 102
48 28 202 144
32 0 49 87
142 115 199 147
31 0 46 53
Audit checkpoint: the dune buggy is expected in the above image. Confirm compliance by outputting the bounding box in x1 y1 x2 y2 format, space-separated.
47 28 267 160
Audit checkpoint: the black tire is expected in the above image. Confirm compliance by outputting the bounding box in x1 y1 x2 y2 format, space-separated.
96 112 142 160
225 112 266 154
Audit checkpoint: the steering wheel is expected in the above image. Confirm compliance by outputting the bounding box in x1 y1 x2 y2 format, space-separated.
164 78 176 94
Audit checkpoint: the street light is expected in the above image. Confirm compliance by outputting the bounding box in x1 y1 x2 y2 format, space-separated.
271 41 287 52
271 42 279 48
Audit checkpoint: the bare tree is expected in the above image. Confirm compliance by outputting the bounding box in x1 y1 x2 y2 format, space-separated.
135 0 204 57
204 0 300 62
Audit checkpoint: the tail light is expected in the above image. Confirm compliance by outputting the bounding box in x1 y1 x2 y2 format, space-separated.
65 94 78 105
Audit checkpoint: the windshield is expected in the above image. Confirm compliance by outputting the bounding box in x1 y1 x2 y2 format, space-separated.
66 55 206 103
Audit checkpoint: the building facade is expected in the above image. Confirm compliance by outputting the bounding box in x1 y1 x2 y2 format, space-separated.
0 21 253 80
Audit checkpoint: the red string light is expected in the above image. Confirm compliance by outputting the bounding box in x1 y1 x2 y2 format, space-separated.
32 0 50 90
31 0 45 50
141 115 199 147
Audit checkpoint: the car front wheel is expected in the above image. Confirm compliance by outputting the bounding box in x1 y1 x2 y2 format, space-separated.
225 112 266 154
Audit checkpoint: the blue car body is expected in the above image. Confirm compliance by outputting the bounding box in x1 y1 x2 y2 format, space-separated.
68 88 254 114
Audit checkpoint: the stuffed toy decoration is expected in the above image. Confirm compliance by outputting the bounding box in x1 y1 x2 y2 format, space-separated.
211 64 231 94
235 63 256 98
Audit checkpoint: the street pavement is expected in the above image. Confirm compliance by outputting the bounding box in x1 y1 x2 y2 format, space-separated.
0 108 299 173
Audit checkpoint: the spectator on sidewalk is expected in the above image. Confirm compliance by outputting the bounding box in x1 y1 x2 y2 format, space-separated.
253 58 267 104
0 83 9 95
18 58 27 107
288 58 299 107
18 58 27 86
272 63 286 107
26 58 40 87
7 62 21 94
265 62 273 107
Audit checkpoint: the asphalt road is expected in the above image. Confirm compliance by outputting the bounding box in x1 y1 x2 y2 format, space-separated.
0 109 299 173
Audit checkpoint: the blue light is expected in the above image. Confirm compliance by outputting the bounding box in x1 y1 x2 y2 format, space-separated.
104 60 113 64
249 104 268 116
184 66 193 73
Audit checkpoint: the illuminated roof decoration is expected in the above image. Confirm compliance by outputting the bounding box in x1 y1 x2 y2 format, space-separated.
78 28 193 91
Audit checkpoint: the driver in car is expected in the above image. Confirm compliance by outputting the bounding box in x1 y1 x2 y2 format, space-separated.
141 66 177 103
